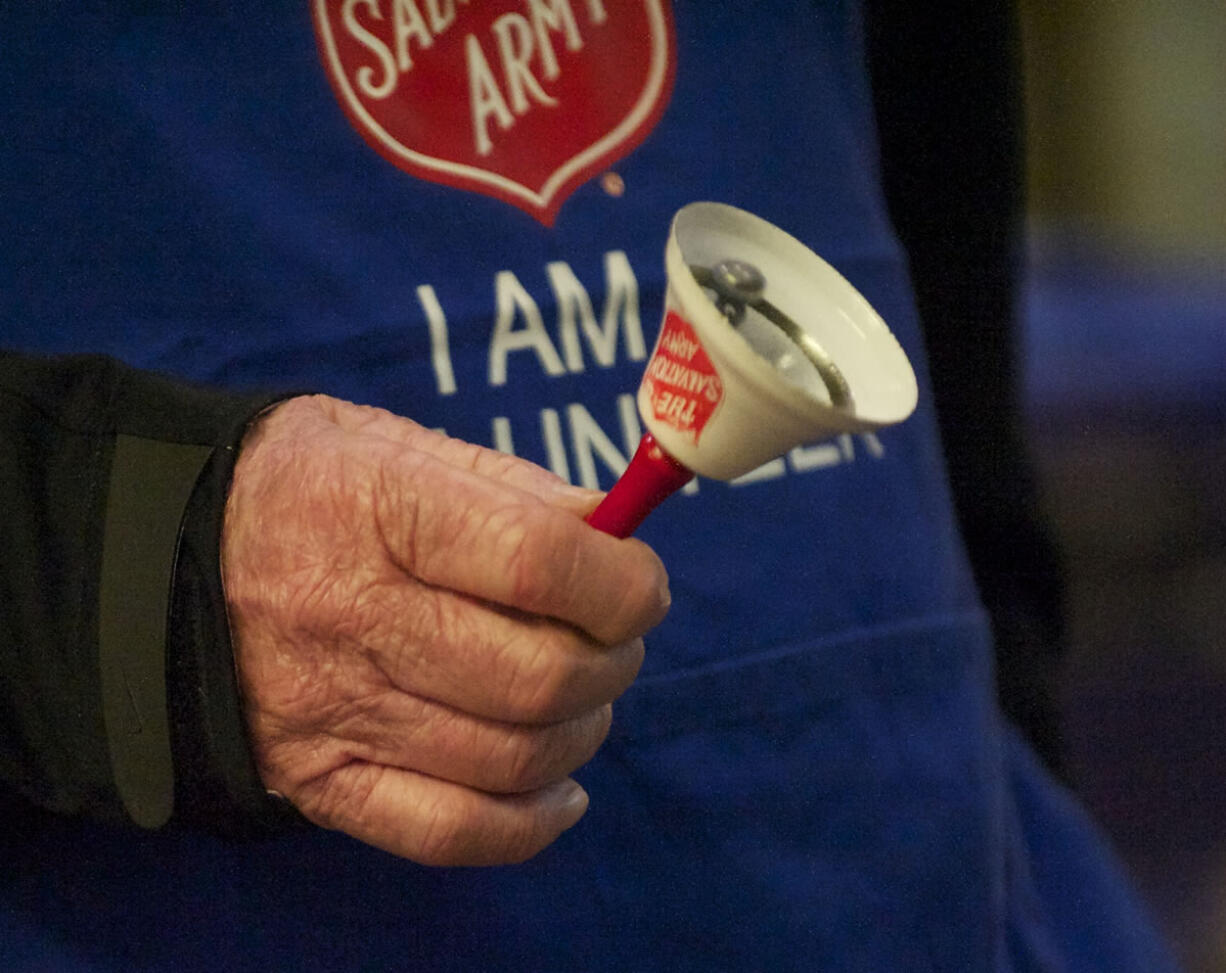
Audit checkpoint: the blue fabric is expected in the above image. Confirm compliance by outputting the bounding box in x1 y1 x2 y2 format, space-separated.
1 4 1177 969
1023 244 1226 420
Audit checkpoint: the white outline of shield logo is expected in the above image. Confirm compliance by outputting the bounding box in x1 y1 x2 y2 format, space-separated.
313 0 674 224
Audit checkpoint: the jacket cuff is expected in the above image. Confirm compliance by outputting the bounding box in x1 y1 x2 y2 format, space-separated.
165 396 310 837
0 353 309 832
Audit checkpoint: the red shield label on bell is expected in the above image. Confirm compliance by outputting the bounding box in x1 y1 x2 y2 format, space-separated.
644 311 723 443
312 0 676 225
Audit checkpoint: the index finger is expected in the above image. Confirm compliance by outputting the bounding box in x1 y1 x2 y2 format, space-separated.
375 446 671 644
320 397 604 518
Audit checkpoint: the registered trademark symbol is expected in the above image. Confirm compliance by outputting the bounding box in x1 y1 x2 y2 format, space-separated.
600 172 625 197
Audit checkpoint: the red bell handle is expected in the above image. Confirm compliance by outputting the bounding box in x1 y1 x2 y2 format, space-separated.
584 433 694 538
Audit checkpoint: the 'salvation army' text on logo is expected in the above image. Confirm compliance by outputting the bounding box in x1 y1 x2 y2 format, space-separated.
644 311 724 442
313 0 676 224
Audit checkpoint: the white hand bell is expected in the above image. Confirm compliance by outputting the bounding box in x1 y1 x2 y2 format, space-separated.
586 202 918 538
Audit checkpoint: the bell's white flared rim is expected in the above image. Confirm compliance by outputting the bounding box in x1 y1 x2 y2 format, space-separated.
665 201 918 430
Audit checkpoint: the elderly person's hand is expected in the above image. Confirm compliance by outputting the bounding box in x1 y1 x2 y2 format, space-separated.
221 395 669 865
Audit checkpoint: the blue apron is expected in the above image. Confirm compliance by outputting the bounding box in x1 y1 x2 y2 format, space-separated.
0 4 1175 969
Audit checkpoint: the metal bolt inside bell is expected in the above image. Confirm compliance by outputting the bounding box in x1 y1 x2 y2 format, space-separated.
697 259 767 324
712 259 766 304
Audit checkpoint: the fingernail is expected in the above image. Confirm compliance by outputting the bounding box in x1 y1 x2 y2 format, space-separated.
650 563 671 624
547 780 590 827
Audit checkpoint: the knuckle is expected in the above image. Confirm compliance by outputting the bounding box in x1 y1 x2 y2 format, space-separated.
492 731 548 793
520 665 574 726
486 711 606 793
373 450 425 574
603 548 669 641
501 634 586 724
503 520 548 609
503 508 580 614
497 632 642 726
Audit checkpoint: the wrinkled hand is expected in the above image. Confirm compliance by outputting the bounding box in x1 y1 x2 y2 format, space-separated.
221 395 669 865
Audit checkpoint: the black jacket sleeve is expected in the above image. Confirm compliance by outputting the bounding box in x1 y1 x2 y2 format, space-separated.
0 352 300 833
865 0 1069 771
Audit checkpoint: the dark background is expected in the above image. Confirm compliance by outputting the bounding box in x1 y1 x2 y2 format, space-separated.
1020 1 1226 968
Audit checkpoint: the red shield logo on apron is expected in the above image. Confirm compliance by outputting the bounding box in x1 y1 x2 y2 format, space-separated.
313 1 676 225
